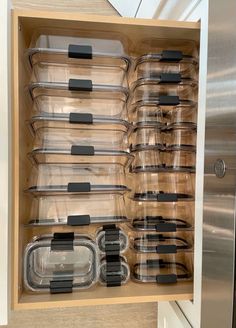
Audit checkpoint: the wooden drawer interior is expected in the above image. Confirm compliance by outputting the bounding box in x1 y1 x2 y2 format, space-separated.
12 10 200 310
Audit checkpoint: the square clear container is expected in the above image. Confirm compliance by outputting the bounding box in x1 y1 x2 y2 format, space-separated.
28 126 133 166
130 172 194 202
29 82 129 120
26 194 129 227
129 201 194 232
131 38 198 80
25 164 130 196
165 103 197 129
99 256 130 286
130 77 198 105
131 252 193 284
28 30 131 87
164 127 197 150
130 149 196 173
24 233 100 292
130 231 193 254
129 126 164 152
96 225 129 255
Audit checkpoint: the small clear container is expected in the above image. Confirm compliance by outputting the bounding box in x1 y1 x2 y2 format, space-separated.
131 253 193 284
99 256 130 286
130 231 193 254
129 126 164 151
164 127 197 150
96 225 129 255
26 194 128 227
130 149 195 173
165 104 197 128
25 164 130 196
130 78 198 105
24 233 100 292
129 201 194 232
128 100 164 127
28 30 131 87
130 172 194 202
28 126 133 166
29 82 128 120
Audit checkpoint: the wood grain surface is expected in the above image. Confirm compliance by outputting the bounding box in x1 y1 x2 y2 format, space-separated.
9 0 157 327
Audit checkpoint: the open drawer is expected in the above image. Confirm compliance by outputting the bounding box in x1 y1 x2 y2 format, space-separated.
12 10 199 310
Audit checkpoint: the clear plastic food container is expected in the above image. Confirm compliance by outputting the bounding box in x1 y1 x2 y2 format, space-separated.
130 149 195 173
26 194 128 227
29 82 128 120
99 255 130 286
131 253 193 284
164 127 197 150
24 232 100 293
129 126 164 151
28 31 131 87
25 164 130 196
165 104 197 128
129 201 194 232
130 77 198 105
130 172 194 202
28 126 133 166
96 225 129 255
128 100 164 127
130 231 193 254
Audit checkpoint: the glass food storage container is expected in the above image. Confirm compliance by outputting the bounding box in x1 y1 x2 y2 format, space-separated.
130 172 194 202
27 30 131 87
29 81 129 120
129 201 194 232
28 126 133 166
96 225 129 255
99 256 130 286
24 232 100 293
26 194 128 227
130 231 193 254
25 164 130 196
131 252 193 284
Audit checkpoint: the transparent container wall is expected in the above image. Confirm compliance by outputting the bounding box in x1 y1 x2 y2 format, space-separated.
130 231 193 254
130 149 196 173
24 235 99 292
131 172 194 201
27 194 129 226
131 252 193 283
99 256 130 286
26 164 129 196
128 101 164 127
29 127 133 166
96 227 129 254
129 126 163 151
28 29 131 87
128 201 194 231
164 128 196 150
130 80 198 105
30 84 128 120
166 104 197 128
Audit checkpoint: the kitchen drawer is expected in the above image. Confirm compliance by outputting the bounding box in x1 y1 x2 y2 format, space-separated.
12 9 199 310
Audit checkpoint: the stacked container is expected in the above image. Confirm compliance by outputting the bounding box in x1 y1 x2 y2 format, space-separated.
128 39 198 284
24 30 132 293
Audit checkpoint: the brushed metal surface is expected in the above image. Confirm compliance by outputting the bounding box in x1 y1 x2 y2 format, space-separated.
201 0 236 327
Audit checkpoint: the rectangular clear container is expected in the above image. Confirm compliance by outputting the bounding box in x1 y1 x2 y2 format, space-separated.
129 201 194 232
130 78 198 105
131 39 198 82
28 126 133 166
96 225 129 255
130 149 196 173
130 172 194 202
99 256 130 286
130 231 193 254
25 164 130 196
164 127 197 150
24 233 100 292
131 252 193 284
129 126 164 151
29 82 129 120
26 194 129 227
28 30 131 87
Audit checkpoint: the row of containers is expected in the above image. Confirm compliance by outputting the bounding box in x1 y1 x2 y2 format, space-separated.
23 29 197 293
